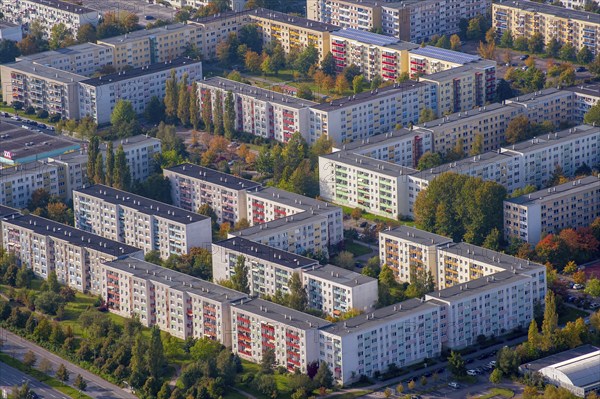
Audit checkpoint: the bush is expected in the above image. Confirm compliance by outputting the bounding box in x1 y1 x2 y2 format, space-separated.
48 113 61 123
36 109 49 119
25 106 35 115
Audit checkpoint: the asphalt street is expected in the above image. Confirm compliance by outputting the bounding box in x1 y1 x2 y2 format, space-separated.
0 361 68 399
0 328 137 399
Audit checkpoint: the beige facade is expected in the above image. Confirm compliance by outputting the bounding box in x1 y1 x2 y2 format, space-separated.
188 11 252 60
17 43 114 77
493 0 600 56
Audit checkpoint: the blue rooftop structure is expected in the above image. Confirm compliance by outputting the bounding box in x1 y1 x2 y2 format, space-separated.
410 46 481 64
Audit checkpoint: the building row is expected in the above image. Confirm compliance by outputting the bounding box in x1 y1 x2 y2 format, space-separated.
492 0 600 57
1 207 547 386
307 0 489 43
319 124 600 219
1 135 161 209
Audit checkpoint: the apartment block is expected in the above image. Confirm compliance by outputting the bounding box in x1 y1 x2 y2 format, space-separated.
426 270 536 349
245 187 344 247
0 162 65 209
159 0 248 12
307 0 383 31
420 61 497 116
17 43 114 77
302 264 378 315
212 237 318 297
188 11 253 60
164 163 261 225
0 21 23 42
97 24 202 70
308 80 437 145
503 88 575 126
231 298 330 373
73 185 212 259
45 152 88 200
504 176 600 244
249 8 339 62
79 58 202 125
408 46 489 77
492 0 600 56
319 298 442 385
100 135 162 183
100 257 246 341
566 83 600 123
379 226 452 284
0 61 85 120
0 213 141 294
232 212 329 256
1 0 99 38
329 28 418 81
197 77 317 143
338 127 433 168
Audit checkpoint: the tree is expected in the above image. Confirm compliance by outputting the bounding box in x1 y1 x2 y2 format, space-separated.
287 273 308 311
113 144 131 191
213 91 224 135
296 84 314 100
74 374 87 391
321 52 337 76
104 141 115 187
343 64 362 83
478 40 496 60
541 290 558 348
245 50 262 73
56 364 69 382
86 136 99 183
528 319 541 350
450 34 461 50
352 75 364 94
188 82 200 130
223 91 236 139
93 154 105 185
177 73 190 126
314 361 333 388
482 228 501 251
447 351 466 377
435 35 450 49
261 348 276 373
111 99 135 126
499 30 513 48
143 96 164 125
35 292 64 315
505 115 531 144
559 43 576 61
23 350 36 369
489 368 502 384
496 347 520 376
77 23 97 44
546 37 561 57
418 108 436 123
148 326 166 378
351 207 363 221
467 17 483 40
39 358 52 374
417 151 443 170
528 32 544 53
164 70 179 122
332 251 354 270
407 380 416 390
585 278 600 297
49 23 75 50
563 261 578 274
0 39 20 63
295 45 319 76
335 74 349 94
231 255 249 294
584 102 600 126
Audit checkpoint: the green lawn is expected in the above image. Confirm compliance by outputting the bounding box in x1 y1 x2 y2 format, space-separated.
329 390 372 399
235 360 305 399
476 388 515 399
338 205 411 227
0 353 93 399
345 242 373 257
0 103 57 125
558 306 589 325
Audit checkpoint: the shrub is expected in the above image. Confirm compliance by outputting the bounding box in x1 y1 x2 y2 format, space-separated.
25 106 35 115
36 109 49 119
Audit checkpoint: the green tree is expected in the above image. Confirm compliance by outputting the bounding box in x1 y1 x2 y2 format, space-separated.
546 37 561 57
77 23 97 43
23 350 36 369
541 290 558 349
584 278 600 297
87 136 100 183
177 73 190 126
231 255 249 294
93 154 105 185
189 82 200 130
370 75 383 90
130 333 148 388
261 348 276 373
200 89 213 131
352 75 364 94
56 364 69 382
499 30 513 48
296 84 314 100
287 273 307 311
35 292 64 315
49 23 75 50
496 347 520 376
435 35 450 49
148 326 166 378
321 52 337 76
0 39 20 63
224 91 236 139
332 251 354 270
164 69 179 121
105 141 115 187
482 228 501 251
447 351 466 377
314 361 333 388
584 102 600 125
417 151 443 170
466 17 483 40
559 43 577 61
528 33 544 53
577 46 594 64
295 45 319 76
74 374 87 391
489 368 502 384
111 99 135 126
143 96 165 125
113 144 131 191
418 108 437 123
213 91 224 135
505 115 532 144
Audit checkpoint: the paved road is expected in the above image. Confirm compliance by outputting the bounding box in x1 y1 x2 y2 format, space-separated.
0 361 69 399
0 328 137 399
80 0 176 26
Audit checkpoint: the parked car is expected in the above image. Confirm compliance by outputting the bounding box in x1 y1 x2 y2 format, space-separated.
573 283 585 290
467 369 478 376
520 54 529 60
475 367 484 374
521 66 529 71
359 221 368 228
21 124 30 130
448 382 460 389
576 66 587 72
2 112 9 117
47 126 55 131
38 123 47 129
145 15 155 20
488 361 497 368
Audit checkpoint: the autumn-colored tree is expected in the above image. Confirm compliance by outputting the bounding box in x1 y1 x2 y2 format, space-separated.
450 34 461 50
563 261 578 275
335 74 349 94
572 270 587 285
245 50 262 73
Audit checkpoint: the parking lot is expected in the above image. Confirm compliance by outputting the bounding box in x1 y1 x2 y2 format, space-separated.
80 0 177 25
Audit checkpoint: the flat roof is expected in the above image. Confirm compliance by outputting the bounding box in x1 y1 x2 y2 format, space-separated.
494 0 600 24
232 211 327 240
28 0 95 14
74 184 209 225
165 163 261 191
1 60 86 83
0 205 20 218
199 77 318 109
507 175 600 206
522 345 599 374
0 159 56 178
320 298 440 337
231 298 330 330
3 214 139 257
98 23 194 45
189 9 251 24
332 28 398 46
420 60 496 81
0 124 80 164
81 57 201 87
250 8 339 32
416 102 508 130
504 88 572 104
502 125 600 155
214 237 318 270
438 242 545 273
0 21 20 28
303 264 376 287
311 80 429 111
428 270 531 301
382 0 439 9
410 46 481 64
340 128 425 151
381 225 452 246
102 134 162 150
247 187 337 213
18 43 109 63
565 84 600 98
322 151 418 177
104 257 247 303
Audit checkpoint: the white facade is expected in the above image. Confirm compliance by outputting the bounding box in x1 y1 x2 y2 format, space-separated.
74 185 213 259
17 43 114 77
101 135 162 183
566 84 600 123
79 58 202 124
